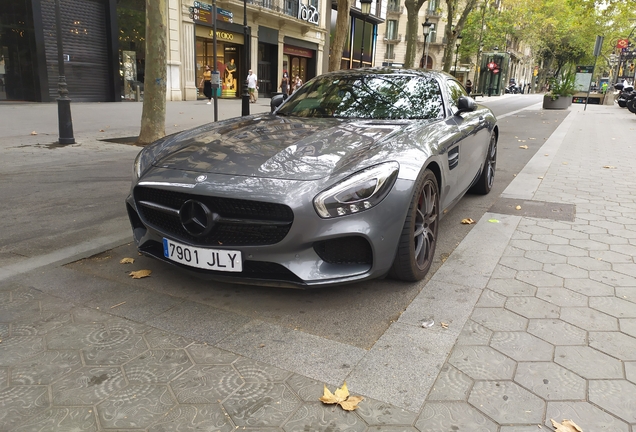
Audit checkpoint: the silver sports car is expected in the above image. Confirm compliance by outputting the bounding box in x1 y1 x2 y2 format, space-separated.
126 68 498 287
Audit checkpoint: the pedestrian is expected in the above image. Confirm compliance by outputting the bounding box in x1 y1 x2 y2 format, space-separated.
199 64 212 104
465 79 472 95
280 71 290 99
247 69 258 103
292 75 303 93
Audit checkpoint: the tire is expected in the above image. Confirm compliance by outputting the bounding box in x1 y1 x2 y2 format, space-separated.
618 98 627 108
390 169 439 281
628 98 636 114
469 132 497 195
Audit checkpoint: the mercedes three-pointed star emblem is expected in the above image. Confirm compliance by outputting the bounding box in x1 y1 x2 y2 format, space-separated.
179 200 214 237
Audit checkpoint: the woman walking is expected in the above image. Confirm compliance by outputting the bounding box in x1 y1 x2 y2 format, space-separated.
200 65 212 104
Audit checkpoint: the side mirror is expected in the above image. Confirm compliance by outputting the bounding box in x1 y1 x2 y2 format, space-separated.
271 94 285 113
456 96 477 114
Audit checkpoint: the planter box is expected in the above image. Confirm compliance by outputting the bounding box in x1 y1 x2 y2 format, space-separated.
543 94 572 110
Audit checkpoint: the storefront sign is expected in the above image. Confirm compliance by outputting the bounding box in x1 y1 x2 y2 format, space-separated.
209 30 235 41
298 2 319 25
283 45 314 58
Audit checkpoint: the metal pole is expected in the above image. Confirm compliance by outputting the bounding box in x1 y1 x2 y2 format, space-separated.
212 0 218 121
241 0 250 116
360 19 366 68
453 44 459 77
54 0 75 144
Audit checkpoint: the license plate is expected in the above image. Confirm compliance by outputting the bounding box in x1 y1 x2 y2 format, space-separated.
163 238 242 272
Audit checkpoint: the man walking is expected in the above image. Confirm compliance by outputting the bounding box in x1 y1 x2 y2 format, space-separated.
247 70 258 103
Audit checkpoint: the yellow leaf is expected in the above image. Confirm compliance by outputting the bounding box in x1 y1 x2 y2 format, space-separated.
461 218 475 224
129 270 151 279
120 257 135 264
320 382 363 411
603 165 616 169
31 131 38 135
515 205 521 210
488 219 500 223
519 145 528 149
538 176 544 179
562 162 568 165
441 322 449 329
550 419 583 432
340 395 364 411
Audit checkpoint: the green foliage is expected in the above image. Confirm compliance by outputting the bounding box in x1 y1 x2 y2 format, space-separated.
547 69 576 99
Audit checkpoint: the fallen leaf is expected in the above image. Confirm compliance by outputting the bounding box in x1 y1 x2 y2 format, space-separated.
258 344 265 348
515 205 522 210
603 165 616 169
461 218 475 224
120 257 135 264
550 419 583 432
320 382 363 411
562 162 568 165
513 174 517 177
440 253 450 263
545 153 549 156
441 322 449 329
129 270 152 279
99 129 105 132
110 301 126 309
488 219 500 223
519 145 528 149
529 137 536 140
538 176 544 179
31 131 38 135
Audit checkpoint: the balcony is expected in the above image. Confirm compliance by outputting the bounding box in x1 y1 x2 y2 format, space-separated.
245 0 300 20
425 8 442 17
384 52 396 60
384 33 402 42
386 4 403 14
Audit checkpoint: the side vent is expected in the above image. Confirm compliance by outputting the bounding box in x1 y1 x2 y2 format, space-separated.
448 146 460 170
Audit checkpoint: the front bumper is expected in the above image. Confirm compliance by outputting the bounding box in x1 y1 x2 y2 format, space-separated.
126 170 414 288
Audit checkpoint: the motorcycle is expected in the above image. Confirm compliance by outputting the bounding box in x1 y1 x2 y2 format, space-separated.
615 82 634 108
505 83 521 94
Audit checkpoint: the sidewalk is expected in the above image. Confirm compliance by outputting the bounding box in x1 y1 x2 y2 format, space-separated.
1 101 635 431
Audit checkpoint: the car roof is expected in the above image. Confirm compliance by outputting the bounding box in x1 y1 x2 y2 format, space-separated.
315 67 455 82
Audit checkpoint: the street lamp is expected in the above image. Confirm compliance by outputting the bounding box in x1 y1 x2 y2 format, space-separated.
359 0 372 68
421 18 432 69
453 34 462 77
54 0 75 144
241 0 250 116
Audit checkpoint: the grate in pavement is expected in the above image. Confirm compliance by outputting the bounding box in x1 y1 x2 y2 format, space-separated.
489 198 576 221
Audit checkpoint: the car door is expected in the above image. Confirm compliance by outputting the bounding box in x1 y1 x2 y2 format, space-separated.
445 79 484 194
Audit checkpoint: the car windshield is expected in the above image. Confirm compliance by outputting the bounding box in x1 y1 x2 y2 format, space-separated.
277 73 444 120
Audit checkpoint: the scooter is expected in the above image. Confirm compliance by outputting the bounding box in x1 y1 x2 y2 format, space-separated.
615 82 634 108
505 84 520 94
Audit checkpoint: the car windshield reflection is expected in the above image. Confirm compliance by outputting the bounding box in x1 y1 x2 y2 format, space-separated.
277 74 444 120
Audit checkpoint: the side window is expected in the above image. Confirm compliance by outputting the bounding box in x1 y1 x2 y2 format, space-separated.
446 79 467 113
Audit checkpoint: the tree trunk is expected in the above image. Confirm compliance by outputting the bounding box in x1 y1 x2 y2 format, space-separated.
403 0 426 69
329 0 352 72
137 0 167 146
442 0 478 73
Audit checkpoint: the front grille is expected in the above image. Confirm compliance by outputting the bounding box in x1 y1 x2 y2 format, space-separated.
314 236 373 265
134 186 293 246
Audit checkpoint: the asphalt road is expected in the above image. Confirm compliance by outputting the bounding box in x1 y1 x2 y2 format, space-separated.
55 94 572 350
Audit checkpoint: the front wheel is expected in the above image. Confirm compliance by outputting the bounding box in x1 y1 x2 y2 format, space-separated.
469 132 497 195
390 169 439 281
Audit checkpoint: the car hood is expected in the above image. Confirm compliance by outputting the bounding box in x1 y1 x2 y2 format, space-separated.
153 115 413 181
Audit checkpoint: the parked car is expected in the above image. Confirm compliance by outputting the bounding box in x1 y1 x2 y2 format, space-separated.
126 68 498 288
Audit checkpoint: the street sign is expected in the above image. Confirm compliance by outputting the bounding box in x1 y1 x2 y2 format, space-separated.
211 71 220 88
617 39 629 49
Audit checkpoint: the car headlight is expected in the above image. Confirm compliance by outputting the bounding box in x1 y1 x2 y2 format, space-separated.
314 162 399 218
132 148 151 181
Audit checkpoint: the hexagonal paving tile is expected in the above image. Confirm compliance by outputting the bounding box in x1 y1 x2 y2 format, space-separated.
97 384 176 429
350 397 417 427
590 296 636 318
554 346 623 379
12 407 98 432
0 336 45 367
505 297 560 319
588 380 636 423
81 331 149 366
536 287 588 307
543 263 589 279
186 343 239 365
233 357 292 383
514 362 586 400
487 279 537 297
50 366 127 406
547 244 588 257
566 256 612 271
282 402 366 432
448 346 516 380
456 320 493 346
10 311 73 336
224 382 300 428
589 331 636 361
475 290 507 308
531 234 570 246
590 270 636 287
564 278 615 296
147 404 234 432
515 270 564 287
426 365 473 401
589 249 633 264
45 324 105 350
490 332 554 361
468 381 544 424
499 257 544 271
170 365 242 404
620 318 636 338
143 328 193 349
0 385 49 431
124 349 192 383
527 319 587 346
10 349 82 385
525 250 568 264
560 307 618 331
415 402 498 431
471 308 528 332
626 362 636 384
546 401 629 431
